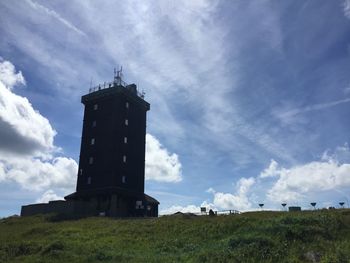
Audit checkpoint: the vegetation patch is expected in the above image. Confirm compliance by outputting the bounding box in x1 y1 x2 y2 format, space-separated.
0 210 349 262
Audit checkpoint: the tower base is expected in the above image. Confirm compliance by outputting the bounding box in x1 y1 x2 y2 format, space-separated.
21 191 159 218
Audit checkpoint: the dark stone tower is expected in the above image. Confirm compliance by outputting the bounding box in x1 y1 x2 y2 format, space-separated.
65 69 159 217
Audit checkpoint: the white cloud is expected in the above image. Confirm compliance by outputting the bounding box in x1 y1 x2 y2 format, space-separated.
0 80 56 156
322 143 350 163
160 204 201 215
208 177 255 211
0 58 25 89
160 179 256 214
36 189 64 203
262 157 350 203
0 59 77 193
259 159 279 178
206 187 215 194
0 156 77 191
160 200 217 215
343 0 350 18
145 134 182 182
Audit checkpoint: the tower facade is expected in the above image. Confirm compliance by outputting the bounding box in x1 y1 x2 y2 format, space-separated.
65 71 159 217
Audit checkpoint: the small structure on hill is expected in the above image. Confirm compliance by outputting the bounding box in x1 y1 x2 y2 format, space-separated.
288 206 301 212
21 68 159 217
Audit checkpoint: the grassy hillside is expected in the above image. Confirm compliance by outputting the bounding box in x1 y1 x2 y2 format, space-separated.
0 210 349 263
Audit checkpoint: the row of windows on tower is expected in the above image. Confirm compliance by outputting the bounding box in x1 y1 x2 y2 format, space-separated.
87 154 127 165
93 101 129 111
86 175 126 185
90 119 128 128
85 101 130 185
89 136 128 145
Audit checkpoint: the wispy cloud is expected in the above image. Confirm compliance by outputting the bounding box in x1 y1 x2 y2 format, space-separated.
344 86 350 94
343 0 350 18
0 0 296 165
24 0 86 36
275 98 350 122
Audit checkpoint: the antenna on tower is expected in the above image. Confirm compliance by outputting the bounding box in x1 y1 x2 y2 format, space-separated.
114 66 124 86
89 77 93 93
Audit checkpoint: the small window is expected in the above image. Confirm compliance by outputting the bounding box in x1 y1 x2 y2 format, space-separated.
92 120 97 127
87 177 91 184
79 169 83 176
91 138 95 145
122 176 126 183
124 137 127 144
125 119 128 126
123 155 127 163
136 200 143 209
93 104 98 110
89 157 94 164
126 102 129 109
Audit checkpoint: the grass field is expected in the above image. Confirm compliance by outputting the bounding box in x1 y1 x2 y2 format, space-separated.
0 209 349 262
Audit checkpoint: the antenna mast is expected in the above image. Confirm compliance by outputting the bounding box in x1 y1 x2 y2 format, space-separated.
114 66 123 86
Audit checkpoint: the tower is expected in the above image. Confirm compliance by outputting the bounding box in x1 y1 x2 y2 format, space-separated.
65 69 159 217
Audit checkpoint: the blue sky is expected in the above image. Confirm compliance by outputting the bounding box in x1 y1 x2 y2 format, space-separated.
1 0 350 217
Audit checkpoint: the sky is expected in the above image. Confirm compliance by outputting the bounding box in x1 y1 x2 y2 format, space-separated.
0 0 350 217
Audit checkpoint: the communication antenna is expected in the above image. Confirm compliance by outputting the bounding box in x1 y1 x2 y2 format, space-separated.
89 77 93 93
114 66 123 86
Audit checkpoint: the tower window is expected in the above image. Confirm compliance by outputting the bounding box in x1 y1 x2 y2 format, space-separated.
125 119 128 126
126 102 129 109
122 176 126 183
136 201 143 209
93 104 98 110
91 138 95 145
89 157 94 164
79 169 83 176
124 137 127 144
123 155 127 163
87 177 91 184
92 120 97 127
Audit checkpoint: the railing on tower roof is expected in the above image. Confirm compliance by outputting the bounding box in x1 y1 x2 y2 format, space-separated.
88 80 145 99
88 67 145 99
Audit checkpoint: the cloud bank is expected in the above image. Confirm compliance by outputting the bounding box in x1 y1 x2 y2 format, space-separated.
0 59 77 194
162 144 350 214
260 150 350 203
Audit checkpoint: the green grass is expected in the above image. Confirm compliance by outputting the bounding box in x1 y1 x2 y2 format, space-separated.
1 210 349 262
